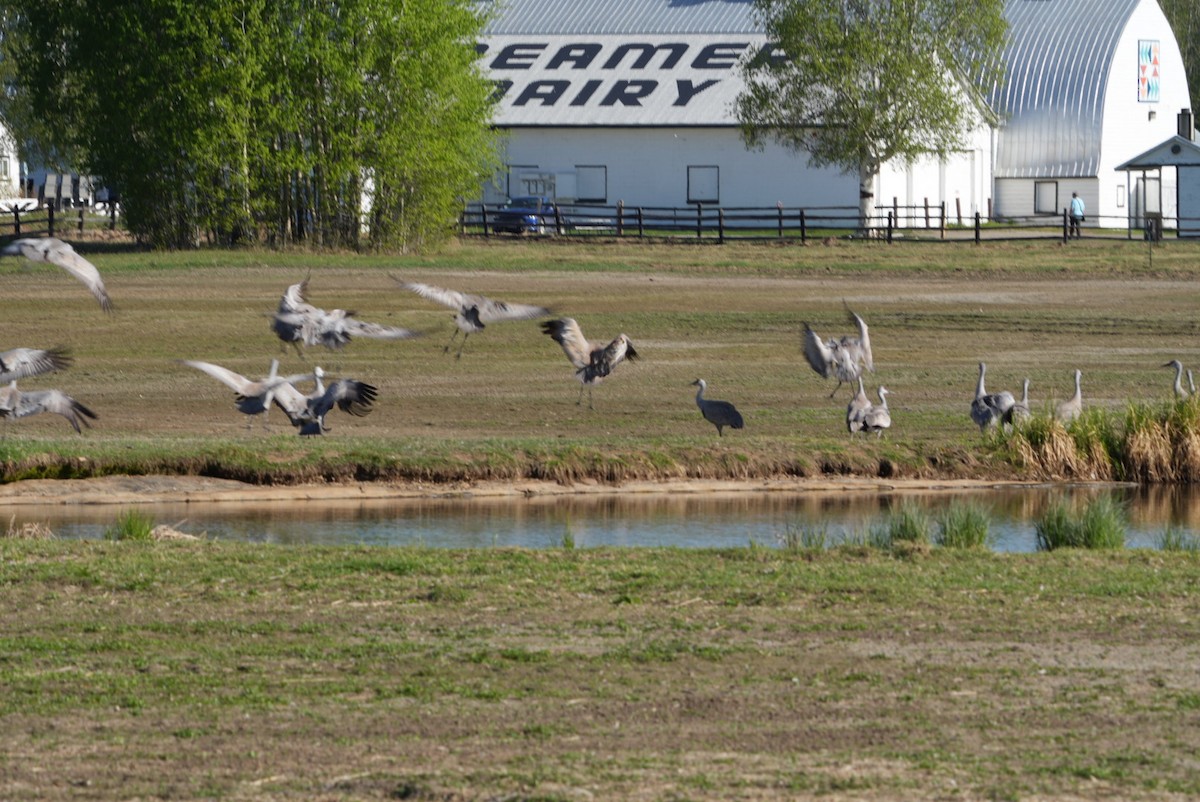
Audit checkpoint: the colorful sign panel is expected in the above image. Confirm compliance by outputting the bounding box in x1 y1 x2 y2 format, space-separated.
1139 39 1160 103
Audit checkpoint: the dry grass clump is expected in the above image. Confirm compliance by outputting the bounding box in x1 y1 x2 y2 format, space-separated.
3 515 54 539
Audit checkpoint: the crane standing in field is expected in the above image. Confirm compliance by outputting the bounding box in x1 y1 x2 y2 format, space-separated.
0 237 113 311
846 376 872 434
1003 378 1032 427
541 317 639 409
1055 370 1083 423
396 279 552 358
803 306 873 398
970 362 1015 433
1164 359 1189 400
690 378 744 437
862 386 891 437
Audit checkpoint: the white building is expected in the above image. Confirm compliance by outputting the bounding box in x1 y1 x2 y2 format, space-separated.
479 0 1191 230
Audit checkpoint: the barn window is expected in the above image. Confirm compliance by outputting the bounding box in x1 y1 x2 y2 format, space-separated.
688 165 719 204
1034 181 1058 215
575 165 607 203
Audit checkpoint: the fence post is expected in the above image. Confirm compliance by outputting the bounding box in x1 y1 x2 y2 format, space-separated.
924 197 930 228
940 202 946 239
1062 209 1068 243
47 204 55 238
718 208 725 243
800 209 807 244
109 203 117 231
777 204 784 239
893 197 899 228
481 205 490 238
955 197 962 227
13 206 20 236
637 207 644 238
886 211 893 244
553 205 563 235
974 211 981 244
696 203 703 239
616 200 624 236
78 207 85 236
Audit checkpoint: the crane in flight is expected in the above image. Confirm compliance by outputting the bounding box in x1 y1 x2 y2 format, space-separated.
541 317 639 409
1 237 112 311
396 279 551 358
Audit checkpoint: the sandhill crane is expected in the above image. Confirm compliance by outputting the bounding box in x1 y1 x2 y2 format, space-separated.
0 346 72 383
0 380 97 433
396 279 552 358
541 318 639 409
690 379 744 436
1003 378 1032 427
1190 370 1197 396
1 237 112 311
183 358 313 429
272 277 420 354
862 386 891 437
1164 360 1189 399
846 376 872 434
802 306 873 398
970 362 1015 433
1055 370 1083 423
271 365 378 436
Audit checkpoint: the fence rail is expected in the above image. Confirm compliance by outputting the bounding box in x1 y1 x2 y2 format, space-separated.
461 201 1189 244
0 203 120 240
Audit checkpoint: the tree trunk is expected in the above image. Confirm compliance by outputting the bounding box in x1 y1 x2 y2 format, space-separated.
858 160 877 238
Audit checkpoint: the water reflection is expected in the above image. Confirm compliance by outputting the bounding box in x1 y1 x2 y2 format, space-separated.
7 483 1199 551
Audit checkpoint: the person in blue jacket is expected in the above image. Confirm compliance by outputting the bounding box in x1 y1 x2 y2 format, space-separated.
1069 192 1085 238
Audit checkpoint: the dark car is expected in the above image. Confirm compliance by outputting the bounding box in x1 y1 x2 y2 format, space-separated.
491 196 558 235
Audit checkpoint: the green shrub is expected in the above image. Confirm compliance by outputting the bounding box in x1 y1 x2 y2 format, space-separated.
778 522 828 552
1159 526 1200 552
885 501 933 546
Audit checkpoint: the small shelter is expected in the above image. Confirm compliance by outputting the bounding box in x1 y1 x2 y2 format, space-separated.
1115 126 1200 238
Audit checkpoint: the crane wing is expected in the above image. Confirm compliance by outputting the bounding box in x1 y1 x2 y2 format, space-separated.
183 360 255 395
0 346 72 382
10 389 97 432
342 319 422 341
802 324 834 378
846 308 873 372
477 297 552 324
541 318 592 370
398 281 469 311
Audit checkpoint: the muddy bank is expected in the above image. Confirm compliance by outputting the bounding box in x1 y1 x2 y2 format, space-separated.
0 473 1070 508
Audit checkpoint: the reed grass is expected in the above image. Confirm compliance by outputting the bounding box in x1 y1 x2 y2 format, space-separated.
777 522 829 552
3 516 54 540
1159 525 1200 552
1035 496 1127 551
935 501 993 549
103 509 156 542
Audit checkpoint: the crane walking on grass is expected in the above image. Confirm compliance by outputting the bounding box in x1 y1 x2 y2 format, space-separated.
862 386 891 437
1 237 112 311
396 279 552 358
847 376 872 434
690 379 744 437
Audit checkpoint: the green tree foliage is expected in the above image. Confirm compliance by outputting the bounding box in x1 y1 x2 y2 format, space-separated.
1160 0 1200 117
736 0 1006 231
0 0 499 250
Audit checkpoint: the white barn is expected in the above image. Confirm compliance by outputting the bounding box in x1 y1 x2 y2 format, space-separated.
984 0 1192 228
478 0 1191 230
479 0 992 224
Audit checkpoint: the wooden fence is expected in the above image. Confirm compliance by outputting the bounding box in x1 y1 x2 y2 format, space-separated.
0 203 120 239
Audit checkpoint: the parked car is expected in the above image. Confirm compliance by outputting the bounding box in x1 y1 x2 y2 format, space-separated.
491 196 558 235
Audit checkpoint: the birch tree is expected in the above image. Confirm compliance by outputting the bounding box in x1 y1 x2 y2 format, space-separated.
736 0 1006 233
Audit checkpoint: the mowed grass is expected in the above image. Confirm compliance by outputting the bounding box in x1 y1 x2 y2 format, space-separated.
2 235 1200 482
2 539 1200 800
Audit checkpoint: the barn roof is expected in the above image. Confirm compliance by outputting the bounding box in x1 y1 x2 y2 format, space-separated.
480 0 758 36
984 0 1143 179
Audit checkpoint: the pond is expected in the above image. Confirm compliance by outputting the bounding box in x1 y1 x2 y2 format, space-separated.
7 483 1200 551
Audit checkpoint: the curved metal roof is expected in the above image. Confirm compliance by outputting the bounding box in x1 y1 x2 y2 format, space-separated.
480 0 758 36
985 0 1141 178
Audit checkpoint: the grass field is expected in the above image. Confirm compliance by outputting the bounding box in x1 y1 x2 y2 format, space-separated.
5 236 1200 800
3 540 1199 801
3 235 1200 483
